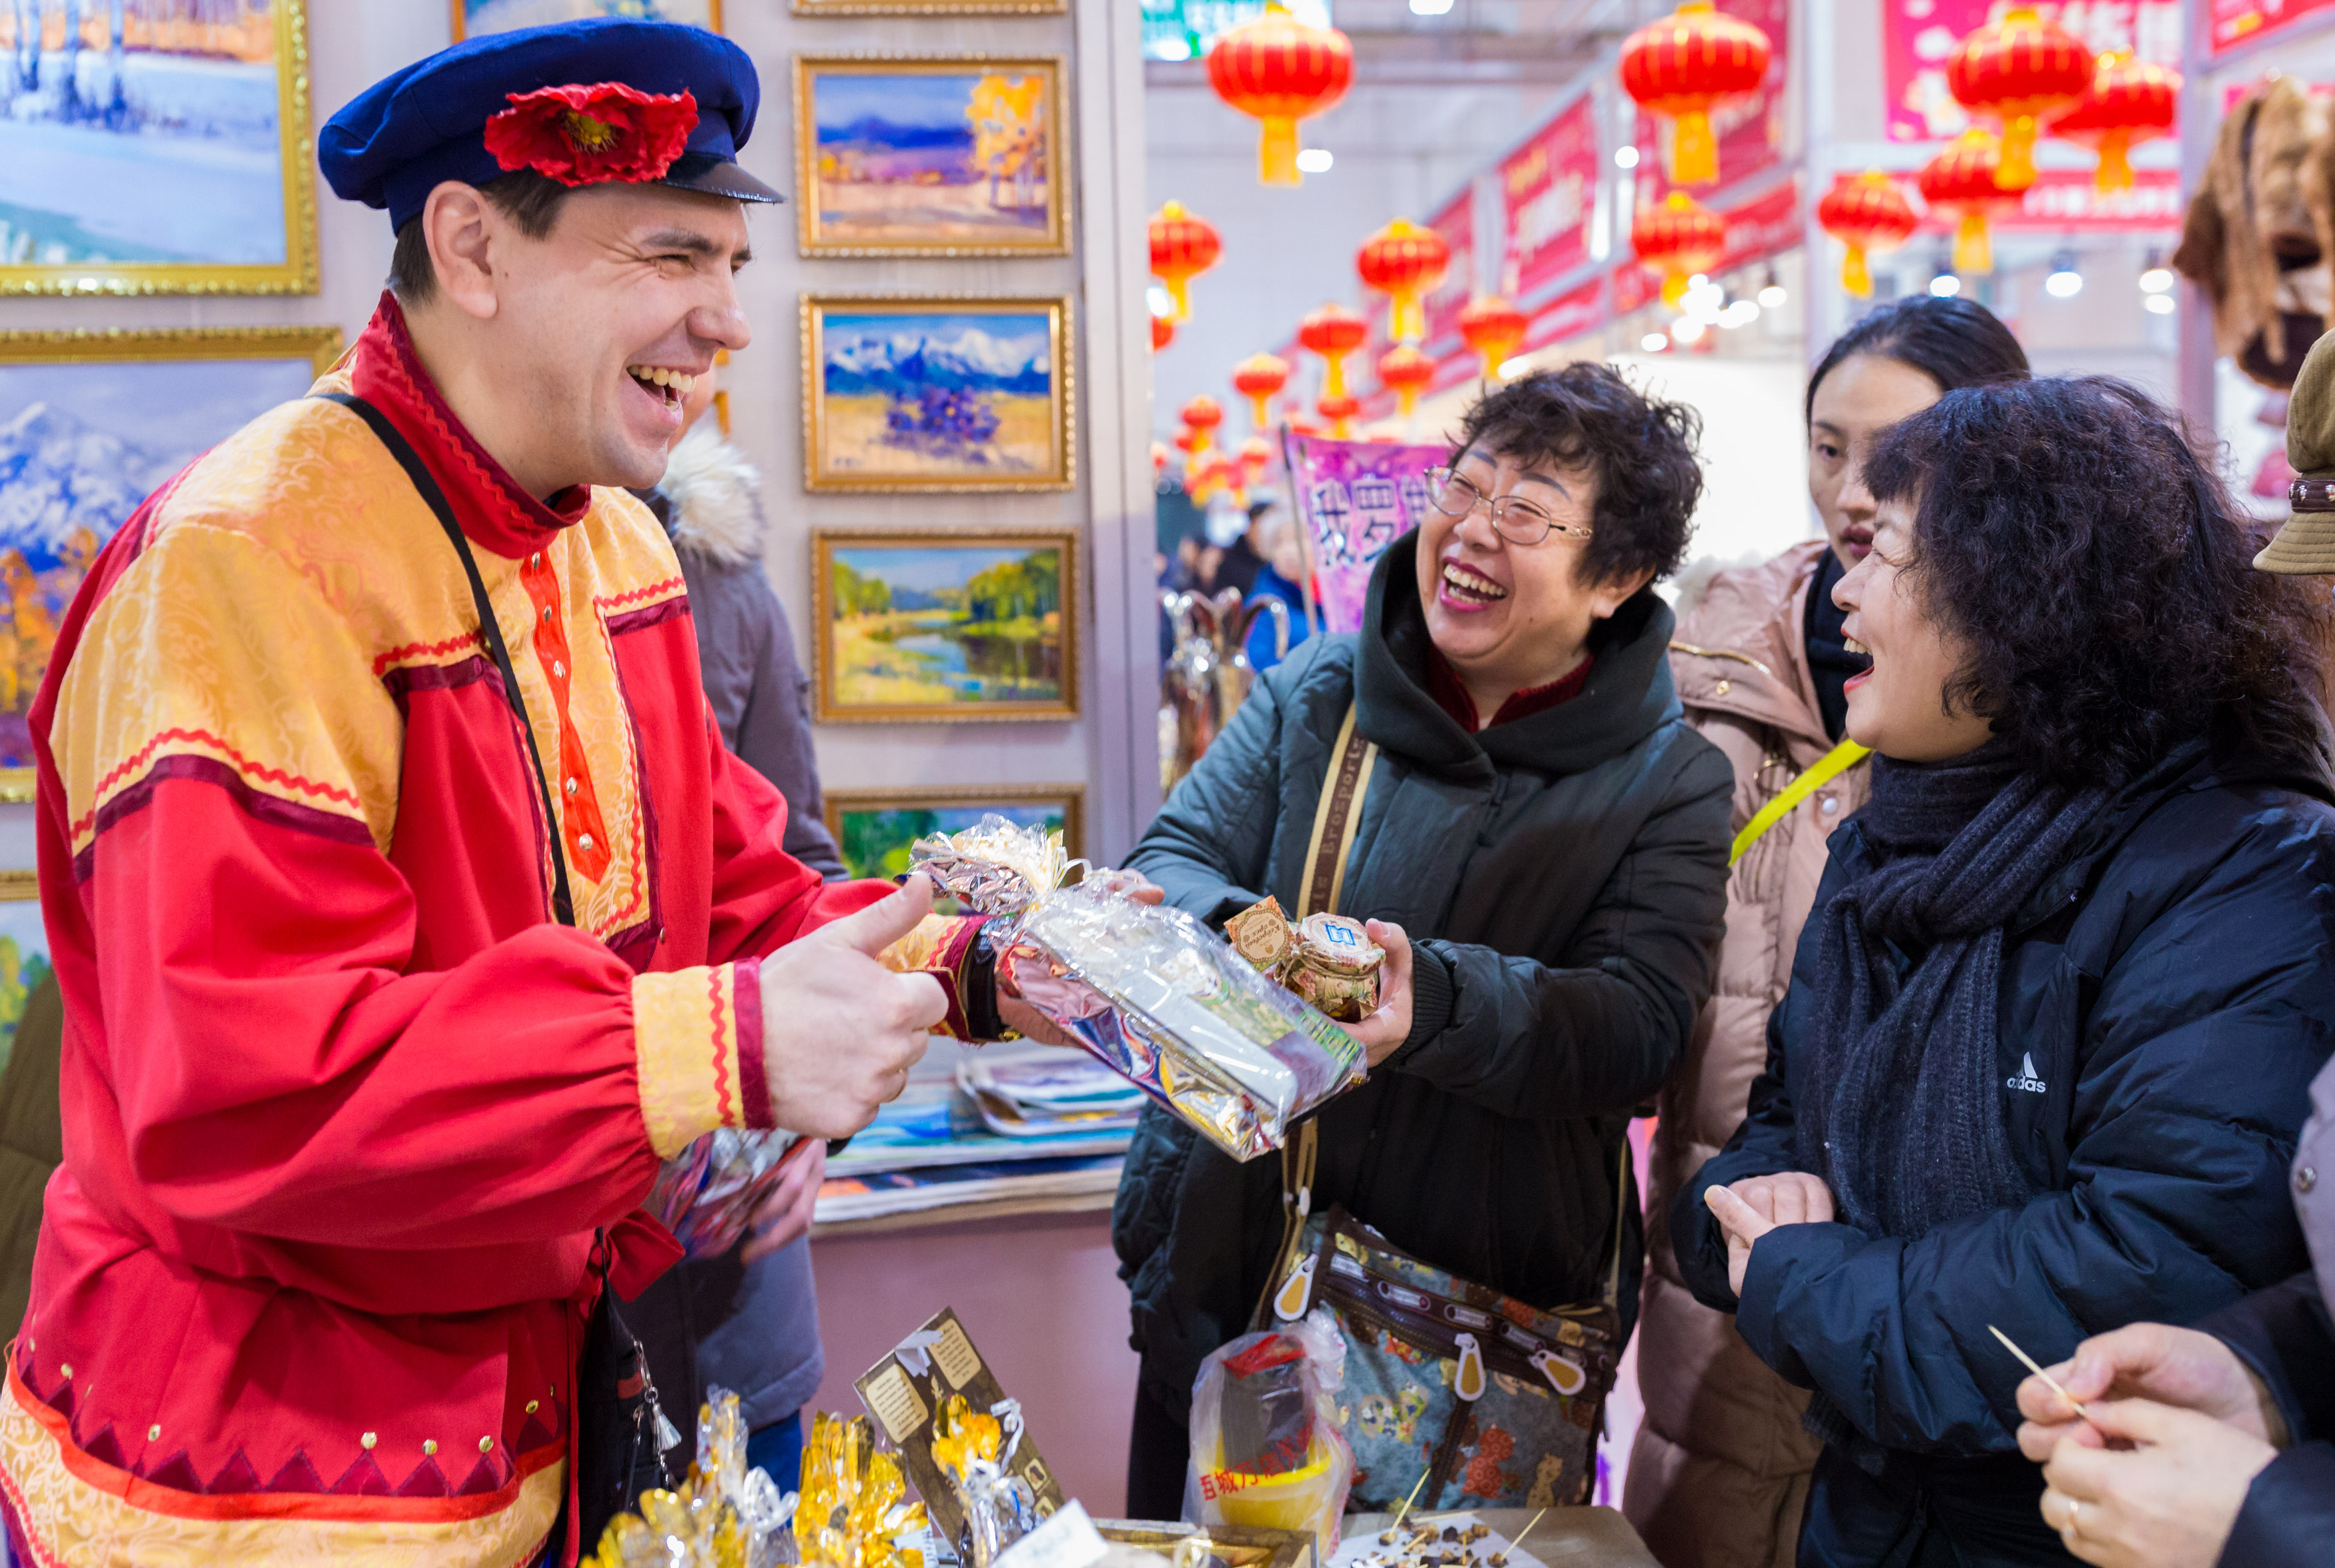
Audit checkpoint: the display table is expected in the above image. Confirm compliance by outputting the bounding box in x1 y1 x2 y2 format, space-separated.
1342 1510 1658 1568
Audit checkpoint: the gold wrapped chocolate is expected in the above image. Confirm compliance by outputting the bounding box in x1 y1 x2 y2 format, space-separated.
1223 902 1384 1022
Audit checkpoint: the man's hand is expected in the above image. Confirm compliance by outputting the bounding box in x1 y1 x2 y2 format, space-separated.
1083 867 1166 905
1704 1174 1835 1298
757 874 946 1137
739 1136 827 1265
2037 1399 2276 1568
1341 919 1414 1067
2017 1323 2284 1459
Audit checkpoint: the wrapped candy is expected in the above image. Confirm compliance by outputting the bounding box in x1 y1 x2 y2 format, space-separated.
913 816 1367 1162
931 1395 1037 1568
584 1387 801 1568
645 1128 809 1259
796 1413 929 1568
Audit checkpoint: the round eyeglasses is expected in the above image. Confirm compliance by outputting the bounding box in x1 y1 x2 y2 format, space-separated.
1424 466 1592 548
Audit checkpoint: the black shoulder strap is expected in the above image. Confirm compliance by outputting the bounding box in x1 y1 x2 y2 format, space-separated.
315 390 575 927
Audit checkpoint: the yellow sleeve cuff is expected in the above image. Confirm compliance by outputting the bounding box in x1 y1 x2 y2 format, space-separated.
632 960 770 1158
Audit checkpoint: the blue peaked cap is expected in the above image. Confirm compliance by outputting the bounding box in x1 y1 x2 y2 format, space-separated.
318 18 781 233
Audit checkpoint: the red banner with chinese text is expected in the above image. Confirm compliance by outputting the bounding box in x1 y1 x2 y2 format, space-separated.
1500 95 1598 298
1422 189 1477 348
1883 1 2181 143
2212 0 2335 55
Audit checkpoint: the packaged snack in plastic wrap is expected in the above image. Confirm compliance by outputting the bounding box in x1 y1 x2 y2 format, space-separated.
1184 1309 1354 1559
912 816 1367 1162
646 1128 809 1259
583 1385 800 1568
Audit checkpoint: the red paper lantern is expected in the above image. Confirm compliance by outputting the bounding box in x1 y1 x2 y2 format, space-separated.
1817 170 1919 297
1918 129 2027 275
1377 344 1437 418
1173 427 1204 454
1632 191 1728 308
1316 393 1360 438
1238 436 1274 483
1619 1 1772 187
1298 303 1370 400
2046 53 2179 191
1356 218 1452 344
1151 313 1176 352
1149 200 1222 321
1207 1 1353 187
1458 295 1529 380
1947 5 2092 190
1180 396 1224 456
1232 352 1292 429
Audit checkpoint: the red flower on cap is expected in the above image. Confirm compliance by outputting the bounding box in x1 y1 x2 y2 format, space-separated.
483 81 698 187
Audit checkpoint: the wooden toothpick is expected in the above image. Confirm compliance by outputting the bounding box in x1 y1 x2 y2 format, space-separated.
1988 1325 2092 1421
1390 1467 1432 1530
1508 1508 1547 1553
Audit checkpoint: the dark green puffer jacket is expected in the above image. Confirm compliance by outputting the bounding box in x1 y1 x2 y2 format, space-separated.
1115 533 1733 1416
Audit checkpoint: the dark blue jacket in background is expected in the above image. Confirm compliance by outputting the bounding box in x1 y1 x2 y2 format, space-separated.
1675 743 2335 1565
2200 1272 2335 1567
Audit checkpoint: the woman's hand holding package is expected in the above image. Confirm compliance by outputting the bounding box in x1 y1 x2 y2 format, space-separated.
1703 1174 1837 1299
1340 919 1414 1067
2015 1323 2285 1457
2033 1399 2276 1568
757 874 947 1136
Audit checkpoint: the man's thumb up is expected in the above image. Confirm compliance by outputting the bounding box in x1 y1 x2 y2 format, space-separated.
813 872 937 958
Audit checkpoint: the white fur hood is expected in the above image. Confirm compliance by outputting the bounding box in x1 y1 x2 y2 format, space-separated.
659 424 764 567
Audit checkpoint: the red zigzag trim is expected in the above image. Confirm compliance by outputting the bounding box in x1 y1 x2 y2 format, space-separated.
74 730 363 839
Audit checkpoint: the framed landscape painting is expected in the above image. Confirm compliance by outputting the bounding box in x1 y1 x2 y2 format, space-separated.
824 786 1083 881
0 0 319 295
0 326 343 795
802 295 1073 493
0 872 48 1078
812 529 1079 723
452 0 720 37
795 56 1067 256
795 0 1061 12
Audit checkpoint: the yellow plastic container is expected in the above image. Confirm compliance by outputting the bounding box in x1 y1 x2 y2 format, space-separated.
1206 1440 1341 1543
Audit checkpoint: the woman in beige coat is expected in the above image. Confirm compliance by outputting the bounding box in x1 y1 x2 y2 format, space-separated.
1624 297 2029 1568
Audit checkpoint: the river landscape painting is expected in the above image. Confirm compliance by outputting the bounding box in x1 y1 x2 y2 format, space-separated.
803 296 1071 492
812 530 1077 722
823 788 1081 882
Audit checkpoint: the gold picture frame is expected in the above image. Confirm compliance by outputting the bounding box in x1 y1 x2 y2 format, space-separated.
793 0 1063 13
812 527 1080 724
0 0 319 297
794 55 1068 258
802 294 1074 494
823 784 1085 880
450 0 724 38
0 325 345 801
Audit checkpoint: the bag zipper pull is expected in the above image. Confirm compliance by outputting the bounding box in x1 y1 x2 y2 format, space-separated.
1452 1333 1486 1401
1528 1348 1586 1397
1272 1255 1318 1321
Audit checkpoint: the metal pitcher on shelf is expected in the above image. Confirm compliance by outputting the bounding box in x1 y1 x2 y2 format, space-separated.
1161 586 1292 786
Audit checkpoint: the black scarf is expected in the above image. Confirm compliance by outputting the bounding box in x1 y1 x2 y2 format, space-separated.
1802 551 1867 744
1795 742 2110 1241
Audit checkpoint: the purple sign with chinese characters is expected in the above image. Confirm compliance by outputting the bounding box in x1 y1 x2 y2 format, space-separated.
1284 433 1445 636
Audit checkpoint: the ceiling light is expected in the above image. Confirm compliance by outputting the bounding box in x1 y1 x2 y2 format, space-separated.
1641 331 1670 352
2045 249 2083 298
1671 317 1707 344
1720 299 1761 328
1409 0 1456 13
1294 147 1334 174
1615 146 1641 169
1929 272 1962 297
1497 354 1533 377
2145 292 2176 315
2140 266 2175 294
1757 282 1787 309
1147 284 1174 317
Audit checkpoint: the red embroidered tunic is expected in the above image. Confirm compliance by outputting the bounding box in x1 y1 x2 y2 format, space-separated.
0 296 975 1567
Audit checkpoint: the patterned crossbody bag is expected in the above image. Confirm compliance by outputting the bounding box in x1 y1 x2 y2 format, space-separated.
1252 704 1626 1513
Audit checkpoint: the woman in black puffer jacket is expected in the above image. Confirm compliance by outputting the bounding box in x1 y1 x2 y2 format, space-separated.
1678 376 2335 1567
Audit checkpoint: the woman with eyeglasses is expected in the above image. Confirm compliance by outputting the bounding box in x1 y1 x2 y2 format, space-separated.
1112 365 1733 1516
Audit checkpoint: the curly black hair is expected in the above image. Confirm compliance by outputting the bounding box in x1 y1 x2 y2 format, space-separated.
1863 375 2329 787
1450 362 1703 587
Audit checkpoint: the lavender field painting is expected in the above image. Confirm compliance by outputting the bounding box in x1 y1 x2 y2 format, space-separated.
811 305 1063 488
0 1 294 270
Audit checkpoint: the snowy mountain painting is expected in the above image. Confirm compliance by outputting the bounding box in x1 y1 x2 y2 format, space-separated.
812 306 1065 488
0 1 292 273
0 353 312 764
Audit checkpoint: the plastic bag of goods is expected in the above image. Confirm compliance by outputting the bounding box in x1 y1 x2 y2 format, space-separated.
645 1128 809 1259
1184 1308 1354 1557
911 816 1367 1162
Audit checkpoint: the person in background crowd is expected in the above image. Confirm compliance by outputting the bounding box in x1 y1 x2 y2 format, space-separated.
1631 296 2031 1568
1115 365 1731 1515
1242 496 1312 673
624 370 837 1495
1210 500 1267 601
1675 375 2335 1567
2003 329 2335 1568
